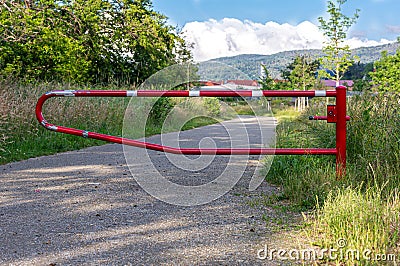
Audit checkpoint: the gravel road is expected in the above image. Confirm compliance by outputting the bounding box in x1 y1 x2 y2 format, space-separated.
0 116 292 266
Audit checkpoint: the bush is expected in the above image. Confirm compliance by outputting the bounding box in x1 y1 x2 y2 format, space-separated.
148 97 175 123
203 97 221 117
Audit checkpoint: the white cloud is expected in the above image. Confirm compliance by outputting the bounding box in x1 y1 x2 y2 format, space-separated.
182 18 393 61
345 37 392 49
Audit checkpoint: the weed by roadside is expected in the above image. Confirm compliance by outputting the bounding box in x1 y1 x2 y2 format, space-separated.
308 186 400 265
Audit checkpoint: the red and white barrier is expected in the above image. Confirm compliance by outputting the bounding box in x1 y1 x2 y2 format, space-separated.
36 87 348 177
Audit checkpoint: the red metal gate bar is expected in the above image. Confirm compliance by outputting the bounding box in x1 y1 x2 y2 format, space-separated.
36 87 347 176
41 89 337 98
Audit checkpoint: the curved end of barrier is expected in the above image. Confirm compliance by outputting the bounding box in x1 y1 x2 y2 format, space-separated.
36 93 60 132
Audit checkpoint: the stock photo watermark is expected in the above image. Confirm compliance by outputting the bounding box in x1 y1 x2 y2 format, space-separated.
257 238 398 263
123 62 276 206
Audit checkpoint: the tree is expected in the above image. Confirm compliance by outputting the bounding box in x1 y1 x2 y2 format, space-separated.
0 0 91 82
318 0 360 86
342 62 373 91
342 62 373 81
259 64 275 90
287 55 319 91
370 48 400 93
0 0 190 84
284 55 319 111
257 64 275 110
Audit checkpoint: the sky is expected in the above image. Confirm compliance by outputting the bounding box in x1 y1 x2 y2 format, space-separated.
152 0 400 61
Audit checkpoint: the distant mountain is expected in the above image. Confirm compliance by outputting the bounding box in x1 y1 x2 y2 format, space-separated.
198 42 399 80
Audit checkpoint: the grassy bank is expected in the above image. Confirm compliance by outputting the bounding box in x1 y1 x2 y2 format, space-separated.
1 81 273 164
0 81 129 164
0 82 220 164
266 93 400 264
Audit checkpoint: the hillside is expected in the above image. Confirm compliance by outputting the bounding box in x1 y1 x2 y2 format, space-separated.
198 42 400 80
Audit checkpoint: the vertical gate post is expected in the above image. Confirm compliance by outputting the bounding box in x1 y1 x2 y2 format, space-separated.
335 86 347 178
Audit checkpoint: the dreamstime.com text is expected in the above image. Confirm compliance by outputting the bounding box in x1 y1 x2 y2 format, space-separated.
257 239 398 263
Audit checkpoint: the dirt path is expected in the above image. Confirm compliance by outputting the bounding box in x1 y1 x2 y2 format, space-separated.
0 116 297 265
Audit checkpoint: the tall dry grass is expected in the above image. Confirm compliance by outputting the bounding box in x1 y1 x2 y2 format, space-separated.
0 90 8 155
0 81 128 164
0 81 223 164
346 93 400 191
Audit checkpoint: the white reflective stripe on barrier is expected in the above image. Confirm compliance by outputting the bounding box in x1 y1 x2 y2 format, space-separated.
315 90 327 97
189 91 200 97
252 90 263 97
47 90 76 97
127 91 138 97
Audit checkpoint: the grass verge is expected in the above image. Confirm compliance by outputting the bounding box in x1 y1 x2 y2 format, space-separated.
0 82 218 164
1 81 129 164
265 93 400 265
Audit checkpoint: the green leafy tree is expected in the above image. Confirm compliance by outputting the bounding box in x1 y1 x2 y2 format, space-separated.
343 62 373 91
0 0 91 81
286 55 319 110
370 46 400 93
0 0 190 84
287 55 319 91
318 0 360 86
258 64 276 110
259 64 275 90
343 62 373 81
